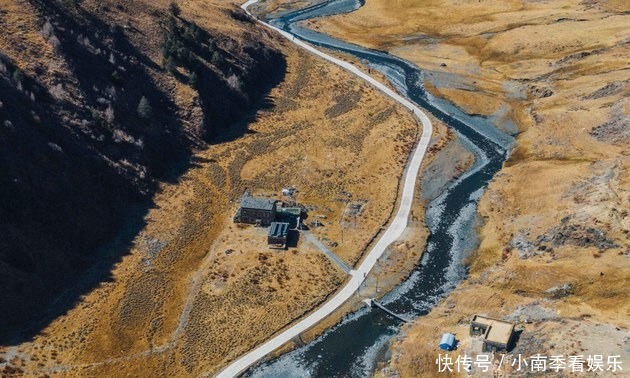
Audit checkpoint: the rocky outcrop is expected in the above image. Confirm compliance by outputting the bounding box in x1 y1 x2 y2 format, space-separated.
510 220 618 259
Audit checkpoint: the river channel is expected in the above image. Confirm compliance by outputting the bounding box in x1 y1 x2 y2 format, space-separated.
249 1 514 376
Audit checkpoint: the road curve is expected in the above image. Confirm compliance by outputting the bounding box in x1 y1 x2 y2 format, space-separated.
214 1 434 377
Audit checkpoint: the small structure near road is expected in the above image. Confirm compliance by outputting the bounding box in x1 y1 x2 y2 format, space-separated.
235 193 277 226
282 187 296 196
268 222 289 249
470 315 516 352
439 333 457 351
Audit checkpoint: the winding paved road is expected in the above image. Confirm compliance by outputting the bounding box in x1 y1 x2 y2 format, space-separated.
213 1 434 377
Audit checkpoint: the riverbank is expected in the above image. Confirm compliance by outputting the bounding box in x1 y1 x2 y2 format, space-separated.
309 0 630 376
0 1 430 376
239 0 511 376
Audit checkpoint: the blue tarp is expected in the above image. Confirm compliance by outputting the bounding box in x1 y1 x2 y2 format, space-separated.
439 333 456 351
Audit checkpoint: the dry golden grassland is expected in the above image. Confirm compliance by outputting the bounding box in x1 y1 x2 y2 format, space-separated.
0 3 450 374
307 0 630 376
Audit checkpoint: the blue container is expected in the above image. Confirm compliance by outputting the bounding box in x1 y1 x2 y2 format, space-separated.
439 333 456 351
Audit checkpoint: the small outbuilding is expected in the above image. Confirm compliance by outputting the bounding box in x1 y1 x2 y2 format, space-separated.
470 315 515 352
439 333 456 351
268 222 289 249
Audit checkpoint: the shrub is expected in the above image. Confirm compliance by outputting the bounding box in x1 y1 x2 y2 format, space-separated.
105 105 115 124
227 74 241 90
211 51 223 65
163 55 176 74
137 96 152 120
184 24 201 42
90 108 102 122
105 85 117 99
188 71 198 88
12 69 23 84
165 16 178 34
49 35 61 51
169 2 181 17
77 34 91 48
111 70 122 84
41 20 54 39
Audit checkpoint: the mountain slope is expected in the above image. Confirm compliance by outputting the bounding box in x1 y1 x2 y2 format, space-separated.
0 0 285 341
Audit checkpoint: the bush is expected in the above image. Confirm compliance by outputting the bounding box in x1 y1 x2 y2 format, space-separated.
163 55 176 74
12 69 23 84
211 51 223 66
41 20 54 39
188 71 198 88
165 15 178 34
184 24 201 42
169 2 181 17
111 70 122 85
50 83 65 99
227 74 241 90
137 96 152 120
105 105 115 124
49 35 61 51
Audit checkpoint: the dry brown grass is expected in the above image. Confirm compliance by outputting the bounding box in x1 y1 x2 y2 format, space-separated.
304 0 630 376
0 2 435 374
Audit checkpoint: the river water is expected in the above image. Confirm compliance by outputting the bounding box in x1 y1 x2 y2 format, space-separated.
248 0 514 376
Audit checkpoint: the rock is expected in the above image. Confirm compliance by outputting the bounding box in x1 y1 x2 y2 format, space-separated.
528 84 554 98
512 221 617 260
510 232 536 259
555 50 594 65
584 81 625 100
545 283 573 299
508 303 558 323
590 116 630 144
543 223 618 250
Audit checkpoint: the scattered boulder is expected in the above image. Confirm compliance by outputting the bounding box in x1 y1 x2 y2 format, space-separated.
527 84 554 98
508 302 558 323
542 224 618 250
511 221 618 260
510 232 536 259
584 81 625 100
590 114 630 144
545 283 573 299
555 50 591 65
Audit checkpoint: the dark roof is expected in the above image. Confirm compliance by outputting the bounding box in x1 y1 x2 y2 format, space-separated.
268 222 289 238
240 195 276 211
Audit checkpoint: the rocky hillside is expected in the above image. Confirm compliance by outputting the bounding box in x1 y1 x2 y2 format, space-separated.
0 0 285 341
